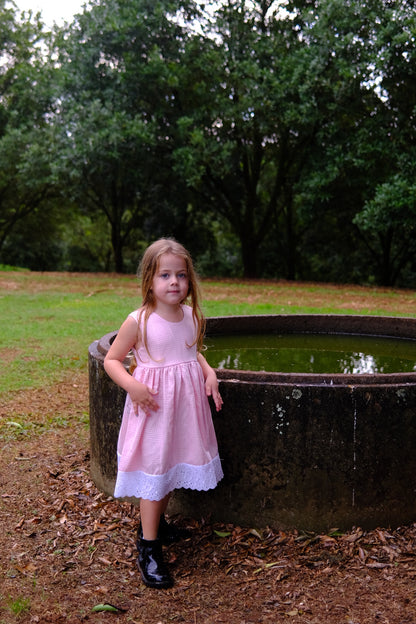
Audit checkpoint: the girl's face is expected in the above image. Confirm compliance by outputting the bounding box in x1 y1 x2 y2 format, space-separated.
152 253 189 309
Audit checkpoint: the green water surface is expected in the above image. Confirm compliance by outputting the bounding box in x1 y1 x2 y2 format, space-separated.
204 333 416 374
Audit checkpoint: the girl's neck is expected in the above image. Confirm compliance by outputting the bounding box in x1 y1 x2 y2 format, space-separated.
154 302 184 322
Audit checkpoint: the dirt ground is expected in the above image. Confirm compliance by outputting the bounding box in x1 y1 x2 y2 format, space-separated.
1 373 416 624
1 275 416 623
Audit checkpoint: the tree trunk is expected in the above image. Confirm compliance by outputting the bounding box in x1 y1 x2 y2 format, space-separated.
285 198 296 281
111 226 124 273
241 237 258 278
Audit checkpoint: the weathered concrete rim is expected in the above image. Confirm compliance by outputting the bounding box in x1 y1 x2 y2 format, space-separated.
97 314 416 387
205 313 416 338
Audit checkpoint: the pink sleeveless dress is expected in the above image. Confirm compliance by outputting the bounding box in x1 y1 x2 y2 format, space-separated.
113 305 223 501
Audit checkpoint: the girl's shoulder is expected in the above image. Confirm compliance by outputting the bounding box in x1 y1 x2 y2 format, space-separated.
181 304 195 321
128 307 145 324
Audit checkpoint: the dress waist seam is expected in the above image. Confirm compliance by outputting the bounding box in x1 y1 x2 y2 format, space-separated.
133 359 198 370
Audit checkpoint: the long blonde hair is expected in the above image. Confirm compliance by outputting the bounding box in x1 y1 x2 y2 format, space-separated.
137 238 205 358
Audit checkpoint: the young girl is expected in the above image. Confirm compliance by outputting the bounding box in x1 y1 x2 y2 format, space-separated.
104 238 223 589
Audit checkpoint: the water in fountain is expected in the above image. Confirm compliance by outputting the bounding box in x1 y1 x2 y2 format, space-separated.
204 333 416 374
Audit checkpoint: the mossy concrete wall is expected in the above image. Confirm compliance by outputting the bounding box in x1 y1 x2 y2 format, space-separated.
170 378 416 530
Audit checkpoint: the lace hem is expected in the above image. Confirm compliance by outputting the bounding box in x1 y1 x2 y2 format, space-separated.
113 456 223 501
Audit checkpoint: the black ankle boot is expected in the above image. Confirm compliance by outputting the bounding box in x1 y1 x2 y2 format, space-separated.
137 538 173 589
158 514 191 544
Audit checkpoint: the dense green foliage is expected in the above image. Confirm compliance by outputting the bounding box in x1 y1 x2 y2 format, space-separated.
1 0 415 285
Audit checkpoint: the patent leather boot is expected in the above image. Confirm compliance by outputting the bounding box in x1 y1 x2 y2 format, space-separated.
158 514 191 544
137 538 173 589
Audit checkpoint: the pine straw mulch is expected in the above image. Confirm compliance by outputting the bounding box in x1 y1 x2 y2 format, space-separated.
1 376 416 623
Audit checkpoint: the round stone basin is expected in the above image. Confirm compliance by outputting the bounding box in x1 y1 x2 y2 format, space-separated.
88 314 416 531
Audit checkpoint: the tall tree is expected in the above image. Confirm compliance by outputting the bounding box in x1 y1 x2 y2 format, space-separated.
353 0 416 285
52 0 200 272
0 3 56 259
174 0 305 277
172 0 381 278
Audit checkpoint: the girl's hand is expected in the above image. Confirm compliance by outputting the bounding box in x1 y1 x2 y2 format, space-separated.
129 381 159 416
197 352 223 412
205 370 223 412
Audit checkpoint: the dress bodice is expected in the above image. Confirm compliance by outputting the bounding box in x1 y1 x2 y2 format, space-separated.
129 305 197 368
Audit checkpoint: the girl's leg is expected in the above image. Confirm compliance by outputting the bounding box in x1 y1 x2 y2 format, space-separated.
140 494 170 540
139 493 188 545
137 495 173 589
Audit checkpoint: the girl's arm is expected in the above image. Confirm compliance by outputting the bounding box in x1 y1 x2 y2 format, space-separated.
197 352 223 412
104 316 159 416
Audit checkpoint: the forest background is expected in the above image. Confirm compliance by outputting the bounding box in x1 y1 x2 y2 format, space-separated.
1 0 416 287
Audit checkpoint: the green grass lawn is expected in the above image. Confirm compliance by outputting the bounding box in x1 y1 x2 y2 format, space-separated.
1 270 415 396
